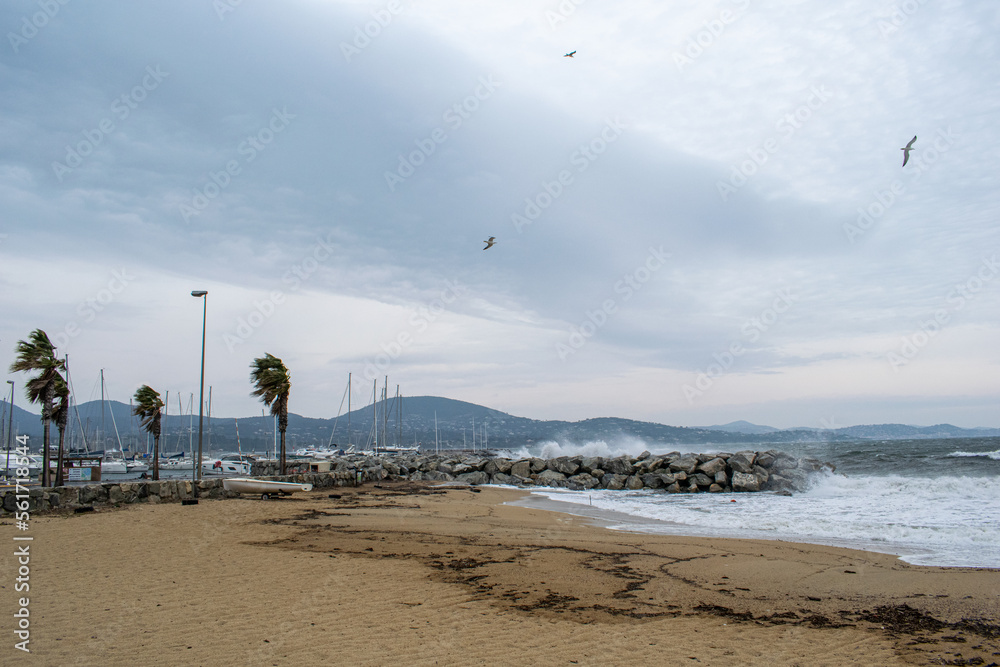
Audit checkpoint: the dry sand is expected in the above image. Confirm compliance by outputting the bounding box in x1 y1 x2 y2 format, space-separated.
3 482 999 666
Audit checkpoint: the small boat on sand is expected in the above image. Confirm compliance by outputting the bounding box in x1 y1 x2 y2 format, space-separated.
222 477 313 500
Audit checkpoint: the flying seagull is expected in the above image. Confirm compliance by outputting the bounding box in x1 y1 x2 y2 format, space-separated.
564 51 576 58
901 136 917 167
483 237 496 250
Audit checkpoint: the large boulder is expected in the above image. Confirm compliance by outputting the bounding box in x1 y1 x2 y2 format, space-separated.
698 457 727 476
641 473 665 489
669 456 699 474
689 473 714 488
530 458 548 473
510 460 532 478
567 473 600 490
731 471 760 492
625 475 645 490
603 457 635 476
456 471 489 485
535 470 567 487
423 470 454 482
579 457 603 474
547 457 580 476
602 473 628 490
727 453 755 474
755 451 777 468
491 472 514 486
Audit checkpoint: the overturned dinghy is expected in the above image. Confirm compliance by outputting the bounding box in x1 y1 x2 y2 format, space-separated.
223 477 313 500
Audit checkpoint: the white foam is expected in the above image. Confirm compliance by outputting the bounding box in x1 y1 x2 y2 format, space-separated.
948 449 1000 460
529 474 1000 568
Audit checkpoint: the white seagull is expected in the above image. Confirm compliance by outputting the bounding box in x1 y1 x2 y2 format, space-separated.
483 237 496 250
901 136 917 167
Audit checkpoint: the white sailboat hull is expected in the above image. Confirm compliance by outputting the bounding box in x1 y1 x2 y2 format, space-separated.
223 478 312 497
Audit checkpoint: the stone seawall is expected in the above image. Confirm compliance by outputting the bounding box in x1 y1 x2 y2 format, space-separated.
2 449 833 516
258 448 834 494
0 468 363 516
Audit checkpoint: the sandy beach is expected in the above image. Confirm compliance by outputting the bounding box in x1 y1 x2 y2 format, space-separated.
3 482 999 666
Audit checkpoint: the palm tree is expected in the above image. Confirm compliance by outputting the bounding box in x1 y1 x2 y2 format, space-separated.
132 385 165 481
52 375 70 487
9 330 65 487
249 353 291 475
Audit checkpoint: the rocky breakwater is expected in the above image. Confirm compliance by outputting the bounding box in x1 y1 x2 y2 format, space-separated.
297 449 834 494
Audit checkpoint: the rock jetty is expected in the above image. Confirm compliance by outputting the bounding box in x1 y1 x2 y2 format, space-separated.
254 449 834 494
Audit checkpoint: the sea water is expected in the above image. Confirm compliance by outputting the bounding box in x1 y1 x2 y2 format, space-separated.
508 437 1000 569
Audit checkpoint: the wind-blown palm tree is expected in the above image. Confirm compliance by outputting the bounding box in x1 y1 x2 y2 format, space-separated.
9 330 65 487
132 385 165 481
52 375 70 487
249 353 291 475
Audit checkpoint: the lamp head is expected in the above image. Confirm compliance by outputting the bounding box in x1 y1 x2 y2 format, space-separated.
191 290 208 297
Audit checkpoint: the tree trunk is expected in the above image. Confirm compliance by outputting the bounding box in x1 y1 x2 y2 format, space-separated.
41 418 51 487
55 426 65 487
279 428 286 476
153 434 159 481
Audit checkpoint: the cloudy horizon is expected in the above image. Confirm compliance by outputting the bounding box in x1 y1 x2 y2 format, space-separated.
1 1 998 430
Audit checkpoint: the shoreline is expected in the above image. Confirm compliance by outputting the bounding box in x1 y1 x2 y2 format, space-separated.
507 487 950 568
4 481 998 665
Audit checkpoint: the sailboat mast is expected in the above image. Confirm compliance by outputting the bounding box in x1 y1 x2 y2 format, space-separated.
163 390 168 457
347 373 351 447
372 380 377 455
396 385 401 450
100 369 105 451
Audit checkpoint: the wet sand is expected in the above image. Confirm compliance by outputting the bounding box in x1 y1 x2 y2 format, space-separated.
3 482 999 665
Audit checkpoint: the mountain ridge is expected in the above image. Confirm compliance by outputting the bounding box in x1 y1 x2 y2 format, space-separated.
2 397 998 452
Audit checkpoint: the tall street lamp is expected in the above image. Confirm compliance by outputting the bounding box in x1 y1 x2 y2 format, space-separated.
191 290 208 483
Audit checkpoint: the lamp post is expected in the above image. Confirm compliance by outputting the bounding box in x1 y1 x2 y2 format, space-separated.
191 290 208 482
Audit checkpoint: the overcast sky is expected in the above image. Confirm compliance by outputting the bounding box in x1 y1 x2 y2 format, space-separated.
1 0 998 429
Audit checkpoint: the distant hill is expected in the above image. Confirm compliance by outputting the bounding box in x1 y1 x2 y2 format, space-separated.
700 420 781 435
2 397 998 453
